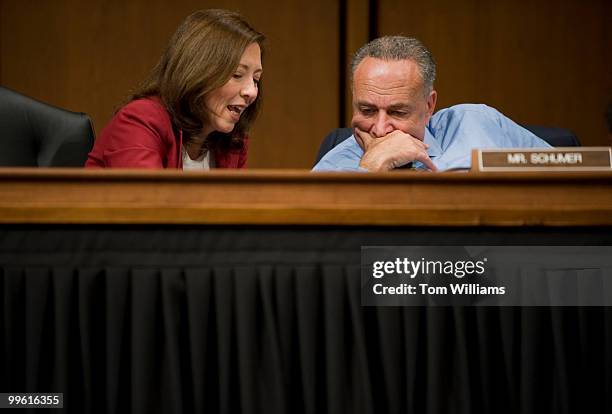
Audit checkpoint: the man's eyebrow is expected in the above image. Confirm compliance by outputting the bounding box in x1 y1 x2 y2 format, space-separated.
238 63 263 74
387 104 412 111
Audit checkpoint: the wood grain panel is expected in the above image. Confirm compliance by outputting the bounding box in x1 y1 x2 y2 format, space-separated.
378 0 610 146
342 0 371 126
1 168 611 225
0 0 340 168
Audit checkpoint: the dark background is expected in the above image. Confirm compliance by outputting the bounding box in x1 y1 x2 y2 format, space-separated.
2 225 612 413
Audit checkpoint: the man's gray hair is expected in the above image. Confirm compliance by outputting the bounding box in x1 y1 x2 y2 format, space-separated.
351 36 436 94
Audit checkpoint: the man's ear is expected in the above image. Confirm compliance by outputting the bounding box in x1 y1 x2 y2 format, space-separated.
427 89 437 116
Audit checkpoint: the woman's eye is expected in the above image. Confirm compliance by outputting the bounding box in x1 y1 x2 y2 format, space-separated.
253 78 260 86
233 73 243 79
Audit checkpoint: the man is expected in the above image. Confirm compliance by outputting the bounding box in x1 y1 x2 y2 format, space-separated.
313 36 550 172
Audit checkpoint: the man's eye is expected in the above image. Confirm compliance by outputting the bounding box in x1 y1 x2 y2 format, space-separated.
361 108 375 115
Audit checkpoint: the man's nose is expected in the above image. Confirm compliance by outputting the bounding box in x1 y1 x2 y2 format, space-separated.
370 112 393 137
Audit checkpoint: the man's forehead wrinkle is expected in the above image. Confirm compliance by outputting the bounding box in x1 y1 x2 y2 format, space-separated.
362 81 413 95
356 79 419 100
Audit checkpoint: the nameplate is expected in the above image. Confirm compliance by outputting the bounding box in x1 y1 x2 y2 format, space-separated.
472 147 612 172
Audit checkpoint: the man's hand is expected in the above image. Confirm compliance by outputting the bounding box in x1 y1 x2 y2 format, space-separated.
354 128 437 172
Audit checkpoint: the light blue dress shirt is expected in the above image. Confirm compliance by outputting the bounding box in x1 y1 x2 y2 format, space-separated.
313 104 551 171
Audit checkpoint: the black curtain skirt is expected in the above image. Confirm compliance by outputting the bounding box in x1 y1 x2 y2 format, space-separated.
1 225 611 413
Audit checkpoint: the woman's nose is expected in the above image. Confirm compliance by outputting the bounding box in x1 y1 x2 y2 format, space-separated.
241 81 258 104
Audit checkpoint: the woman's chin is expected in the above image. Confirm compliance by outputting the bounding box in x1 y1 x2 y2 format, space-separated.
214 121 237 134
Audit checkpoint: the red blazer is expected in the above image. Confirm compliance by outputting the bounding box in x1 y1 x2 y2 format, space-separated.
85 97 248 168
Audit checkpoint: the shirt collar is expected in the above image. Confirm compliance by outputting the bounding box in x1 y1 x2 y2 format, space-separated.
423 125 442 159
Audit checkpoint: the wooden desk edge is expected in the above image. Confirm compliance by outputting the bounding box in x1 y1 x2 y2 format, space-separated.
1 168 611 225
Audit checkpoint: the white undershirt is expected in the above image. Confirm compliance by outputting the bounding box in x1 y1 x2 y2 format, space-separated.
182 147 214 170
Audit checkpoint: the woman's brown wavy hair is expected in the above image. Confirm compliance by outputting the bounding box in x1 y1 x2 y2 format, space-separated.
130 9 265 149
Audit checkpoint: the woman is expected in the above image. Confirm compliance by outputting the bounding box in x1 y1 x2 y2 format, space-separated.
86 9 264 169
